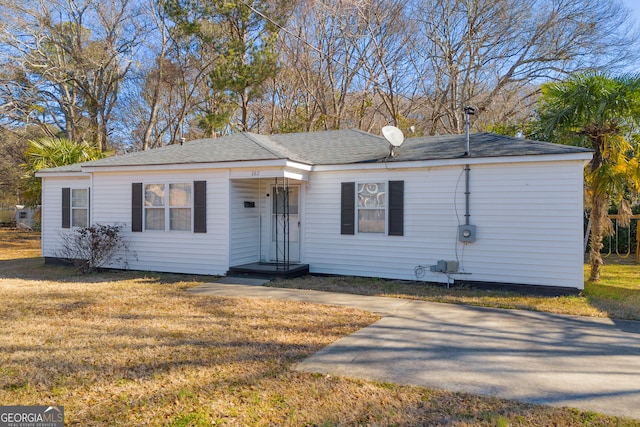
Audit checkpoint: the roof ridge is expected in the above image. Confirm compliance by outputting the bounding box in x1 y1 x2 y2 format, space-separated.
478 132 567 145
245 132 312 164
243 132 285 158
348 127 386 140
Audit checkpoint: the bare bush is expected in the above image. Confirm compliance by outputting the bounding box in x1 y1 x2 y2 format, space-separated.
56 224 129 273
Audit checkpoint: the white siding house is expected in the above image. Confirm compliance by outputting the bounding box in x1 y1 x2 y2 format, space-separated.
37 130 592 290
40 173 91 258
90 169 229 275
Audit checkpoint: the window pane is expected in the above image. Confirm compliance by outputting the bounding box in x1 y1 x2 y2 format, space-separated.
145 208 165 230
170 208 191 231
72 209 87 228
145 184 165 206
272 186 298 214
170 183 191 206
357 182 386 233
288 187 299 214
358 209 385 233
357 183 385 208
71 189 88 208
272 214 299 242
273 187 285 214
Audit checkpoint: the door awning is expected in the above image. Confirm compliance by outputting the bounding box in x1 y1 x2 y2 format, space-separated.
230 167 308 181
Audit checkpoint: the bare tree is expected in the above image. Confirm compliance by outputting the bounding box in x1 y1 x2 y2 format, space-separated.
274 0 639 136
275 0 370 131
121 0 187 150
2 0 640 150
352 0 418 129
0 0 144 151
409 0 640 134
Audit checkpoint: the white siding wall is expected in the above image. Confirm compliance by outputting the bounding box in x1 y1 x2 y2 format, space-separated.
88 169 229 275
258 180 269 262
41 176 91 257
42 158 585 288
304 160 585 289
229 179 260 265
463 162 584 287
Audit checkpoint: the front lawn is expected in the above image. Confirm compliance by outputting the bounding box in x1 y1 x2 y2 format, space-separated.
1 229 638 426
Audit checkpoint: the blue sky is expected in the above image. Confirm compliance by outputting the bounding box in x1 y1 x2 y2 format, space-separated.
622 0 640 26
621 0 640 71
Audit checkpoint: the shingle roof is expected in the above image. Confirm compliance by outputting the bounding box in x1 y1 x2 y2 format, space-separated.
39 130 592 173
392 132 592 161
269 130 592 164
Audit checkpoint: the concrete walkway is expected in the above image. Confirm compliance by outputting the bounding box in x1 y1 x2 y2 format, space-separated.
188 280 640 420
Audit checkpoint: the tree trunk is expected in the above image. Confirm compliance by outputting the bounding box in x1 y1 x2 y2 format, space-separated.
143 81 162 150
588 192 607 281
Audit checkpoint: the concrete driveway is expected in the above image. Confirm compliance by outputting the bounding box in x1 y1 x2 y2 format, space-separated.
189 280 640 420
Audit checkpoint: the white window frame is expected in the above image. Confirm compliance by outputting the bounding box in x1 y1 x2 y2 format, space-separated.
356 182 387 234
71 188 89 228
143 182 192 231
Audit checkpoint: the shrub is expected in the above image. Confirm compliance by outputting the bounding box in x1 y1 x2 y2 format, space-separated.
57 224 128 273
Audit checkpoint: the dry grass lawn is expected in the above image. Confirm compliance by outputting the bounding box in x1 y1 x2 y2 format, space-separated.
1 229 639 426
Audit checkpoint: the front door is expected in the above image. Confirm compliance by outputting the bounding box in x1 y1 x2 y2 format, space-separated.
270 185 300 263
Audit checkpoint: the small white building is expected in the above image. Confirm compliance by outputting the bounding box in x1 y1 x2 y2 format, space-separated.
15 205 39 230
37 130 592 290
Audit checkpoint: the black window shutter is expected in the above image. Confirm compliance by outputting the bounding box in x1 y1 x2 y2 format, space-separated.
193 180 207 233
341 182 355 235
388 180 404 236
131 183 143 232
61 188 70 228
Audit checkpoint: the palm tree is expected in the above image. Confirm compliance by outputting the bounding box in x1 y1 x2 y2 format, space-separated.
537 71 640 281
21 137 108 206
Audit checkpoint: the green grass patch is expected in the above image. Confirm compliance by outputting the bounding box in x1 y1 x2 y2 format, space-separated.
583 259 640 319
168 411 214 427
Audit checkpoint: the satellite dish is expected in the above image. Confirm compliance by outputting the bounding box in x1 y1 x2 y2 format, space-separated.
382 125 405 147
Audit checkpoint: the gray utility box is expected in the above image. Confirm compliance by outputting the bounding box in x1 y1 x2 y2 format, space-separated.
430 260 459 273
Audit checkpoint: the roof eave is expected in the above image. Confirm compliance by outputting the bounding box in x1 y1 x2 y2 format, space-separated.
311 152 594 171
79 158 295 173
36 170 89 178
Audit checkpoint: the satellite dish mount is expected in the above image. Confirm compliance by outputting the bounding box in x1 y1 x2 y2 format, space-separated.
382 125 405 157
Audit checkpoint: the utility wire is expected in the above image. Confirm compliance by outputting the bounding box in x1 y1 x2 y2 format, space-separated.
238 0 325 56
